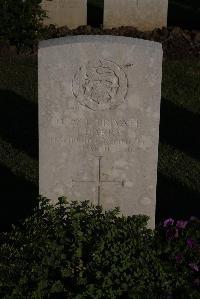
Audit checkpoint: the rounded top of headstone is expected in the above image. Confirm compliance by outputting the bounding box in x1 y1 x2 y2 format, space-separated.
38 35 162 50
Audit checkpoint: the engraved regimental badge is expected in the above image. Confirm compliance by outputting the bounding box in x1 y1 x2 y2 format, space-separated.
72 59 128 111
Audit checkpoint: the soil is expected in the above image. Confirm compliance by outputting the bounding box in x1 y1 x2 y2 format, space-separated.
1 25 200 59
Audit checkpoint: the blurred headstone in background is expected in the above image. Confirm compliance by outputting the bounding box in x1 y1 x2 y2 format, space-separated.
103 0 168 31
41 0 87 28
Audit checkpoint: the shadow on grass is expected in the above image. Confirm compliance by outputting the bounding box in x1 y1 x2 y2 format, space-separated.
0 89 38 159
0 164 38 232
160 97 200 161
156 172 200 225
157 97 200 223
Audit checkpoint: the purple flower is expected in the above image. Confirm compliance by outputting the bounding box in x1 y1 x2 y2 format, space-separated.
189 262 199 272
164 218 174 228
176 220 188 229
175 254 183 264
187 238 199 249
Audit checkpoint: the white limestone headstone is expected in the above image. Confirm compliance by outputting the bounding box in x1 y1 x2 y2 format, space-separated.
41 0 87 29
38 36 163 228
104 0 168 31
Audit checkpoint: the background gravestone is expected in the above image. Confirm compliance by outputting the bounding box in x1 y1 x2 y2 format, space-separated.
41 0 87 28
38 36 163 228
104 0 168 31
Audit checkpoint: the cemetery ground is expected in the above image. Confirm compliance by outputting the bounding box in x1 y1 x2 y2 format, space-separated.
0 26 200 232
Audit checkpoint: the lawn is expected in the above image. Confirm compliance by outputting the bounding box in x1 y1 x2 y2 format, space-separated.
0 50 199 231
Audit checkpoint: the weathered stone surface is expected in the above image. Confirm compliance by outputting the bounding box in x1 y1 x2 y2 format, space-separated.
104 0 168 31
38 35 163 228
41 0 87 29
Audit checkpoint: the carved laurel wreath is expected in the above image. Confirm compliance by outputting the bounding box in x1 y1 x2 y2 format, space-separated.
72 59 128 111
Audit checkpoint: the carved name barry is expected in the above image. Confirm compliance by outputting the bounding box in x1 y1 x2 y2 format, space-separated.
39 36 163 228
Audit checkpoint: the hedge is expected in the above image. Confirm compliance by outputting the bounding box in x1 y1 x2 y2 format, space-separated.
0 197 199 298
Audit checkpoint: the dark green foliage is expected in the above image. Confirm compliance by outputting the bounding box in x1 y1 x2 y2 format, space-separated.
0 197 199 298
0 0 50 50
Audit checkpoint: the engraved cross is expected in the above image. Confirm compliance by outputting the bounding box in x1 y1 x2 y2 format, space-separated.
72 156 125 205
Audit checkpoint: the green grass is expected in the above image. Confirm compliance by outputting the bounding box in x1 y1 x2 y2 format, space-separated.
0 54 37 104
162 59 200 114
0 52 199 230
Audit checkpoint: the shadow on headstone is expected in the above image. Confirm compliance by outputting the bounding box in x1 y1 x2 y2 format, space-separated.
87 0 103 27
0 163 38 232
156 172 200 225
160 97 200 161
0 89 38 159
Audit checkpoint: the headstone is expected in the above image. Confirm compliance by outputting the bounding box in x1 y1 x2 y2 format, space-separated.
104 0 168 31
38 35 163 228
41 0 87 28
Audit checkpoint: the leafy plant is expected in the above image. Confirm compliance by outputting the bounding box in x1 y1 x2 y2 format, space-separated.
0 197 199 298
0 0 51 51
